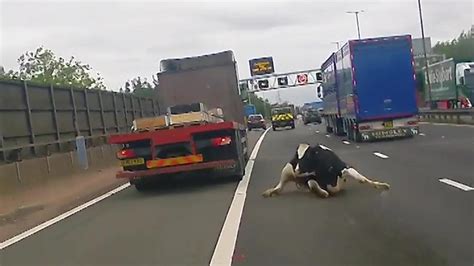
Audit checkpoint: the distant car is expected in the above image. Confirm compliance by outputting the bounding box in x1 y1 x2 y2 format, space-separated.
303 109 322 124
247 114 266 130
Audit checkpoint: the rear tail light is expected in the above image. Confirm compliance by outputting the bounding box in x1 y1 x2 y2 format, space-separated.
117 149 136 159
359 125 371 130
407 120 418 126
211 136 232 147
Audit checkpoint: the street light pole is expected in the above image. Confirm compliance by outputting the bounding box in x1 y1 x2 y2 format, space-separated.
417 0 433 109
346 10 364 39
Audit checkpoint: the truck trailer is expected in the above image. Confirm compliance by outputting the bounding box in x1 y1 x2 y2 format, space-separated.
320 35 419 142
108 51 248 191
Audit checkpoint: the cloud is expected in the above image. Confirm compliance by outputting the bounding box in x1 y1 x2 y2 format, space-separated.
1 0 471 105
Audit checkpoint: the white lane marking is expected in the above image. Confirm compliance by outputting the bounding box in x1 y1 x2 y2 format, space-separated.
373 152 389 159
419 122 474 128
210 127 270 266
439 178 474 191
315 130 320 133
418 133 426 136
0 183 130 250
319 144 332 150
343 140 351 145
325 134 330 138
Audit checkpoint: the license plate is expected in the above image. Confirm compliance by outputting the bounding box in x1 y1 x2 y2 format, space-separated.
384 121 393 129
121 158 145 167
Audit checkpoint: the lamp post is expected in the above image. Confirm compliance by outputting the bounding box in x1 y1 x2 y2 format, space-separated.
331 41 341 51
346 10 364 39
417 0 433 109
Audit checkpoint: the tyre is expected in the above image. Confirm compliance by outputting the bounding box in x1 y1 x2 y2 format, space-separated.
326 126 333 133
230 174 243 181
291 123 295 129
272 126 276 131
133 180 148 192
248 127 252 131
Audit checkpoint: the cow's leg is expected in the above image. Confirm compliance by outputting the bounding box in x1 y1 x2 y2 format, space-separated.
327 177 344 194
307 179 329 198
262 163 295 197
342 168 390 190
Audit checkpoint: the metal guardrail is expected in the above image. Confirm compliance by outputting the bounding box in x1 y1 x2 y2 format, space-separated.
0 134 109 164
418 109 474 125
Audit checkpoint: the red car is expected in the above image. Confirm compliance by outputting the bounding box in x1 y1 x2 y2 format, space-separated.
247 114 266 130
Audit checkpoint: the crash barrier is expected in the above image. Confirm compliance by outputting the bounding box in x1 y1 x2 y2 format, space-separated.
0 80 159 164
418 109 474 125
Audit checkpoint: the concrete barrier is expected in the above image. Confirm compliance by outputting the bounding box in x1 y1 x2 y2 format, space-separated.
0 144 120 195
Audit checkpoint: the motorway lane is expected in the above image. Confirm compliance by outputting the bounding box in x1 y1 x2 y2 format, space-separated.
0 130 266 266
234 123 473 266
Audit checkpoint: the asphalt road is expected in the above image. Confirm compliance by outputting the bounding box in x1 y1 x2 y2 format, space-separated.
1 123 473 266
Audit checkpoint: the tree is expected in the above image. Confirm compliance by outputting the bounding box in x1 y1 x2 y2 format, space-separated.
13 46 106 89
248 93 272 118
122 76 156 98
433 30 474 63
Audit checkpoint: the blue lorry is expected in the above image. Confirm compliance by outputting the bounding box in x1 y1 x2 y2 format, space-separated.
319 35 419 142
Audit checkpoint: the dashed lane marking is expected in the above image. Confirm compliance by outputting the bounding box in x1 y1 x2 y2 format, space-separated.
373 152 389 159
343 140 351 145
439 178 474 191
419 133 426 136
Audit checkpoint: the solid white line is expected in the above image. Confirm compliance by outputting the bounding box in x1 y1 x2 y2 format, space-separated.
373 152 389 159
0 183 130 250
210 128 270 266
439 178 474 191
343 140 350 145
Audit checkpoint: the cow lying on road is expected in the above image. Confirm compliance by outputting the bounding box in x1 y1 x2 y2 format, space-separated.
262 143 390 198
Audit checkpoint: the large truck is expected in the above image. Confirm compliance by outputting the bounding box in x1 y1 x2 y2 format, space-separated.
423 59 473 109
320 35 419 142
108 51 248 191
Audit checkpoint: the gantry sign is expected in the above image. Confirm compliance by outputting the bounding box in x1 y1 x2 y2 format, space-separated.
239 68 323 93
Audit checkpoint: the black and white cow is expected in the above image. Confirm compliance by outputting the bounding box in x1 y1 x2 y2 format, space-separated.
262 143 390 198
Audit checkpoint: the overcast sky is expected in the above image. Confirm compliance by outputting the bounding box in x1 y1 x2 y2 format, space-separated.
0 0 472 105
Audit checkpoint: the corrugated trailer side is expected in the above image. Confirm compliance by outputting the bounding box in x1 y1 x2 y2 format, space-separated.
156 51 245 125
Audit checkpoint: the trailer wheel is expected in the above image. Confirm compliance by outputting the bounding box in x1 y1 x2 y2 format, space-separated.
132 179 148 192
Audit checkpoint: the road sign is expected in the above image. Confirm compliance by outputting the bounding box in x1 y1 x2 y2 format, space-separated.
249 57 275 76
258 79 269 89
240 68 321 92
297 74 308 84
277 77 288 86
316 72 323 82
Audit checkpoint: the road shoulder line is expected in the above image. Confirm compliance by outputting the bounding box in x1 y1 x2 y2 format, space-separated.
0 183 130 250
210 128 270 266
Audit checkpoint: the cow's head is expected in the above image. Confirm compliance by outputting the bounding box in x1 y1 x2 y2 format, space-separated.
295 144 321 173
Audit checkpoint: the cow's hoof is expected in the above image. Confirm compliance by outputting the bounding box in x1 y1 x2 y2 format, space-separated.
319 191 329 198
262 190 274 198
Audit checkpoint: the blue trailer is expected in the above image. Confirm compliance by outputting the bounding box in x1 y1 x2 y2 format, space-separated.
320 35 419 142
